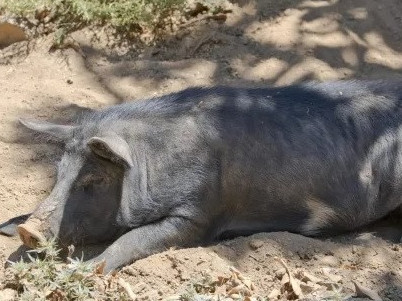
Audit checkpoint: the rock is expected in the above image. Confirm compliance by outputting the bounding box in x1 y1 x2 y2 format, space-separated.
0 23 27 49
249 239 263 250
275 268 286 280
268 288 280 299
0 289 17 301
322 267 342 283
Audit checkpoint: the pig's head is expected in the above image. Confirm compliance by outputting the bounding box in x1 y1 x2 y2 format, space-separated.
17 118 136 248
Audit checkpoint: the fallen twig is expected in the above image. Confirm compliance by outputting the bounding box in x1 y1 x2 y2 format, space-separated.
118 278 138 300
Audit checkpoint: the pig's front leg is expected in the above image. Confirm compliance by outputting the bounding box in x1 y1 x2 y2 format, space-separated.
89 217 204 273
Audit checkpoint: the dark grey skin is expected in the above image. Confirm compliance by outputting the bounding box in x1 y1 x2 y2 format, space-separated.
3 80 402 273
0 214 29 236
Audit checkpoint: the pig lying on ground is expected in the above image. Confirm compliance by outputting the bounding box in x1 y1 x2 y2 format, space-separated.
2 80 402 272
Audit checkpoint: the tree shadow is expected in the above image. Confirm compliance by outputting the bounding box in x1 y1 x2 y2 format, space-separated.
68 0 402 104
3 0 402 296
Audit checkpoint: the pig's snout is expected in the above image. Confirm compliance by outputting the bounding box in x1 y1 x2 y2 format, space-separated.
17 219 47 249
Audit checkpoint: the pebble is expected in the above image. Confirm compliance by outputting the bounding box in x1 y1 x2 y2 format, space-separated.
319 255 340 267
0 289 17 301
0 23 26 48
249 239 263 250
268 288 280 299
275 267 286 280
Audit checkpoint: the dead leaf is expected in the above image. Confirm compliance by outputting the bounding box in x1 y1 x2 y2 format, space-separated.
353 281 382 301
281 273 290 285
317 281 340 290
94 260 106 275
67 245 75 258
275 257 303 298
297 271 323 283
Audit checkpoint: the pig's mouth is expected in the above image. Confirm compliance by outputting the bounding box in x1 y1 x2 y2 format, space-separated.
17 218 47 249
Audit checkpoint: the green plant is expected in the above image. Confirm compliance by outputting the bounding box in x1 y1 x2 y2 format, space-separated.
1 0 187 44
6 239 128 300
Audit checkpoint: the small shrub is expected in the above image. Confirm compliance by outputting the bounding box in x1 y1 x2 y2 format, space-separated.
1 0 187 44
5 239 129 300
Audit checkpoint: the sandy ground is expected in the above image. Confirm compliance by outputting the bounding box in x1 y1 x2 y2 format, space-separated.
1 0 402 299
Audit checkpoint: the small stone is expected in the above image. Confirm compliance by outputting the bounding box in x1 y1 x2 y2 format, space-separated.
322 267 342 283
66 79 73 84
0 23 26 48
283 8 293 16
268 288 280 299
0 289 17 301
229 293 241 299
319 255 340 267
275 268 286 280
249 239 263 250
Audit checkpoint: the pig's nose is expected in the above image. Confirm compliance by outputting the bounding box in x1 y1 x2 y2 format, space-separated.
17 219 46 249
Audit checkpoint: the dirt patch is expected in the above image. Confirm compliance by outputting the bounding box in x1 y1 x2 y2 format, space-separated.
1 0 402 300
118 232 402 300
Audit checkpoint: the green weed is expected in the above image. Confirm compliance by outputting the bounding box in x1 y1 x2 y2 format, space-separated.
1 0 187 44
5 239 128 300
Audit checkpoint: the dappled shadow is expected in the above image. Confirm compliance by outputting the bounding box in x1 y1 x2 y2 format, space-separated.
6 245 31 265
5 103 96 175
72 0 402 103
2 0 402 297
4 81 402 299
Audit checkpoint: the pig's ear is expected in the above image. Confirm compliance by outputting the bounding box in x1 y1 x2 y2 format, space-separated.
88 134 134 168
0 214 30 237
19 118 75 141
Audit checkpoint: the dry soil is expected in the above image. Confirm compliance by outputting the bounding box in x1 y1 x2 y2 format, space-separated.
1 0 402 300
